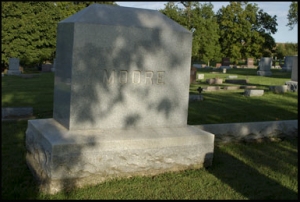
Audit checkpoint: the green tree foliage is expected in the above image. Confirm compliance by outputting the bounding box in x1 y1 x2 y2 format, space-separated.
284 43 298 55
275 44 286 59
160 2 221 65
190 2 221 65
286 1 298 30
216 2 278 64
274 43 298 60
159 2 184 24
1 1 115 68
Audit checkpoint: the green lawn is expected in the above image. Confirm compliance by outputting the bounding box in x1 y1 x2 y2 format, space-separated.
1 69 298 199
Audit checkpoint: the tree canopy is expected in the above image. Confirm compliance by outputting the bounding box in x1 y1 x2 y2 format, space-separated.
160 1 280 64
1 1 116 68
1 1 297 68
286 2 298 30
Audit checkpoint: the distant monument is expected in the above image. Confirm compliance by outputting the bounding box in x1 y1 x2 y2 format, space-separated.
247 58 254 68
25 4 215 194
285 56 298 92
282 56 297 71
220 57 230 69
7 58 21 75
257 57 272 76
190 66 197 84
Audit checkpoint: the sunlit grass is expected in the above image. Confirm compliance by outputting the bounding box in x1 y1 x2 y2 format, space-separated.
1 68 298 200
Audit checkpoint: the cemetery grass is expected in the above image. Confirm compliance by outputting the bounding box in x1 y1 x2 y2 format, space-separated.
1 69 298 199
188 68 298 124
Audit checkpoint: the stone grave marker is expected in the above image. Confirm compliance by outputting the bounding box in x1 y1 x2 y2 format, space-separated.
190 66 197 84
285 56 298 92
247 58 254 68
221 57 230 69
282 56 296 71
42 63 52 72
244 89 264 96
25 3 215 194
2 107 33 119
222 57 230 66
269 85 288 93
7 58 21 75
192 64 201 69
257 57 272 76
197 73 204 80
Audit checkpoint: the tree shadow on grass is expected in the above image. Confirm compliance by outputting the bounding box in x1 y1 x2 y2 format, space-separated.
187 89 298 125
206 139 298 200
1 121 40 200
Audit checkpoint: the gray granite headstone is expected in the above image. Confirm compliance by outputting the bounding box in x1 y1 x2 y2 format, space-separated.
25 3 215 194
2 107 33 119
7 58 21 75
257 57 272 76
42 64 52 72
53 4 193 130
282 56 296 71
285 56 298 92
192 64 201 69
269 85 288 93
291 56 298 82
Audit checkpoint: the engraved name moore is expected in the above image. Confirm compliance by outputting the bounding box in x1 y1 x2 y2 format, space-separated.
103 69 165 85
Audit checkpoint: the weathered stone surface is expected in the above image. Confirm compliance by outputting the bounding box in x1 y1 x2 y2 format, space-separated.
25 3 215 195
196 120 298 143
223 86 240 90
7 58 21 75
244 89 264 96
257 57 272 76
26 118 214 194
269 85 288 93
53 3 193 130
2 107 33 118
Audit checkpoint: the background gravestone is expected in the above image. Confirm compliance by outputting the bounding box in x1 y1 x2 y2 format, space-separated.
41 63 52 72
282 56 296 72
216 63 221 68
247 58 254 68
7 58 21 75
25 3 215 194
221 57 230 69
257 57 272 76
190 66 197 84
222 58 230 66
53 4 193 130
285 56 298 92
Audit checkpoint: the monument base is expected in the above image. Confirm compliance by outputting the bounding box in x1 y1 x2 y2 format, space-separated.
257 70 272 76
7 70 21 75
285 81 298 92
25 118 215 194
